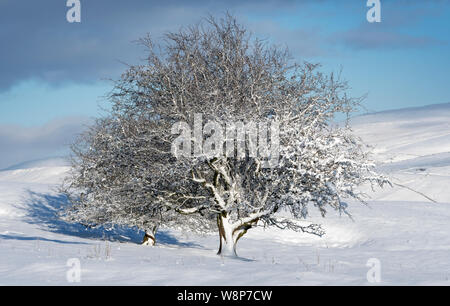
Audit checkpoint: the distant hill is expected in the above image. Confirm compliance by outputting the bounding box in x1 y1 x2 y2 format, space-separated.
351 102 450 163
350 102 450 203
352 102 450 124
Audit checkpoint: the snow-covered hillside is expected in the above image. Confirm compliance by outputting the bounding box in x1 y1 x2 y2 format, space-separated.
0 104 449 285
352 103 450 162
351 103 450 203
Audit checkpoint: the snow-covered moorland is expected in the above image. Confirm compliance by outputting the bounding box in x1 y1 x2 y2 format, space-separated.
0 103 449 285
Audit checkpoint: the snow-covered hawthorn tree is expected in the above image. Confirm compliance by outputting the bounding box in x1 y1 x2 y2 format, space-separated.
63 14 389 255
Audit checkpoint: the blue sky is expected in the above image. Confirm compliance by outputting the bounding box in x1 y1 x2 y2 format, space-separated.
0 0 449 167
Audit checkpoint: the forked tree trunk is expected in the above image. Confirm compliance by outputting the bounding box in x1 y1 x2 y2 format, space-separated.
217 213 236 256
217 213 237 256
216 213 250 257
141 226 158 246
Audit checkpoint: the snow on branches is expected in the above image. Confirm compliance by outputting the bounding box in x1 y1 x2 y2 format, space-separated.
62 14 390 255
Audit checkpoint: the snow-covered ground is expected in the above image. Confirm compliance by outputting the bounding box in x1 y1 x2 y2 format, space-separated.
353 103 450 204
1 103 449 285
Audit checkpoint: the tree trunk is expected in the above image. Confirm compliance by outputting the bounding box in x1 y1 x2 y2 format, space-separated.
141 226 157 246
216 214 257 257
217 213 238 256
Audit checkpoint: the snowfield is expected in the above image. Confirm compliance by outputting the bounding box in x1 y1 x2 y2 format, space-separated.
1 103 450 285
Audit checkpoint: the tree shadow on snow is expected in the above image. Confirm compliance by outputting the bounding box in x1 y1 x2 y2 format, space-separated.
20 190 203 249
0 234 88 245
219 255 256 262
